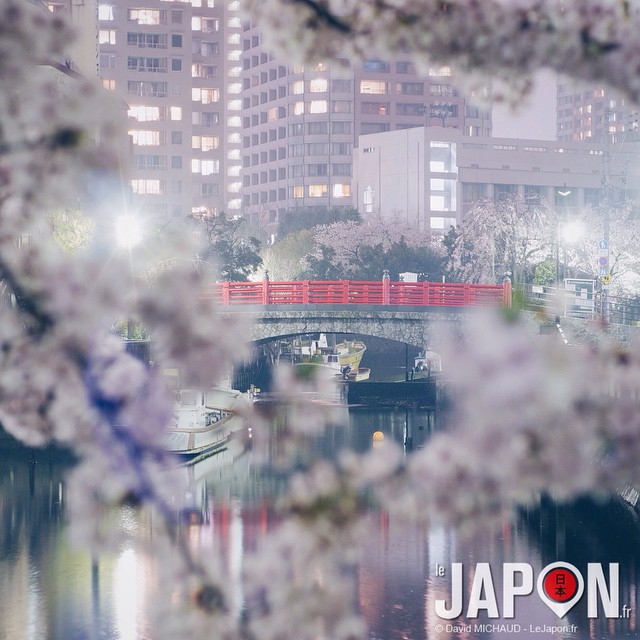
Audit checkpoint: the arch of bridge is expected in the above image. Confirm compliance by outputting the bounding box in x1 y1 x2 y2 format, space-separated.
221 305 470 349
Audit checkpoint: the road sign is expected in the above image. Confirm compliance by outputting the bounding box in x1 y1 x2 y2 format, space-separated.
600 274 611 285
598 256 608 266
599 239 609 250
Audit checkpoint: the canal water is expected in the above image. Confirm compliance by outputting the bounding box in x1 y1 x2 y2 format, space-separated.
1 403 640 639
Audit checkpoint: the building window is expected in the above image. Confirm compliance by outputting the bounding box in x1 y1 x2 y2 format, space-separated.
99 29 116 45
332 163 351 177
396 61 415 74
128 57 167 72
98 4 115 20
171 58 182 71
362 60 389 72
308 184 327 198
361 102 389 115
292 186 304 199
331 121 351 134
127 9 166 25
202 183 219 196
333 184 350 198
192 64 217 78
462 182 486 203
291 102 304 116
128 130 162 146
307 164 328 177
127 32 168 48
171 34 182 47
310 78 328 93
135 154 167 170
397 82 424 95
128 105 161 121
331 142 351 155
102 79 116 90
494 184 518 202
169 106 182 120
360 80 387 94
331 79 352 92
397 103 425 116
332 101 352 114
309 100 327 114
99 54 116 69
192 88 220 103
127 80 167 97
130 179 162 194
430 216 457 230
290 80 304 95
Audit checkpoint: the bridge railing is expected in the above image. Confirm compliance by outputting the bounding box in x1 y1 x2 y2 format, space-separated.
201 279 511 308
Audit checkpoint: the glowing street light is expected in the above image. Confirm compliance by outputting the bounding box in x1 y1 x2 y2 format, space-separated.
115 215 142 249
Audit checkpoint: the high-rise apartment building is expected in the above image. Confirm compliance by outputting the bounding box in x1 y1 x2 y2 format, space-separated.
557 81 639 144
240 21 492 230
89 1 490 232
97 0 243 226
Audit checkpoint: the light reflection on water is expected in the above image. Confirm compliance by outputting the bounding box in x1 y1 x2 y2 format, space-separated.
0 407 640 640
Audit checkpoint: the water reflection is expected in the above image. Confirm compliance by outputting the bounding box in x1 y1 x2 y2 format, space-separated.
1 407 640 639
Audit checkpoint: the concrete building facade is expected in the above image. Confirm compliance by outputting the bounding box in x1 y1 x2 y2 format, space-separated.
239 18 492 230
557 81 639 145
353 126 640 234
96 0 243 226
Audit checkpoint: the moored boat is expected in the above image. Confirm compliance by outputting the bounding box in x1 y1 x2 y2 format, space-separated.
165 387 248 462
298 334 367 371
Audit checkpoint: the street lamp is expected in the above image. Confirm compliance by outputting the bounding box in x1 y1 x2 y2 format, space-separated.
115 214 143 249
559 219 585 280
555 188 572 282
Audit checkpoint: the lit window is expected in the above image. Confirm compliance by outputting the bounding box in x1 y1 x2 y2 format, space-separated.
201 160 220 175
170 106 182 120
130 179 162 194
291 81 304 95
293 102 304 116
102 79 116 90
98 4 114 20
310 78 328 93
292 186 304 198
128 130 161 146
309 100 327 114
332 184 350 198
360 80 387 94
128 105 161 121
308 184 327 198
99 29 116 44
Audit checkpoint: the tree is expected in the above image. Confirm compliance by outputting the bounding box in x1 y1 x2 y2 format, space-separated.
277 206 360 238
305 212 443 279
9 2 640 640
260 228 315 280
190 210 263 281
50 208 95 254
446 196 549 284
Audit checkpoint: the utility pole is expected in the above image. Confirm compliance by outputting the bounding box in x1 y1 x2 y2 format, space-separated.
600 110 612 324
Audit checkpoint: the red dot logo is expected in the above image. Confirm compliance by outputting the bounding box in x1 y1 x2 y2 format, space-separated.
543 568 579 603
537 562 584 617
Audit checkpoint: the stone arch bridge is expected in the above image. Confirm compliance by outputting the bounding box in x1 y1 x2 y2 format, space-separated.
222 305 476 349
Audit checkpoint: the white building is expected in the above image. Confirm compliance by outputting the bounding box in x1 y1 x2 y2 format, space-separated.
353 126 640 235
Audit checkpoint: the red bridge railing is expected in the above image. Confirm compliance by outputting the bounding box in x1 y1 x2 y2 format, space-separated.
201 278 512 308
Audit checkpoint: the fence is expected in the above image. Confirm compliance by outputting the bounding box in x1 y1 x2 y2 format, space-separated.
200 278 512 308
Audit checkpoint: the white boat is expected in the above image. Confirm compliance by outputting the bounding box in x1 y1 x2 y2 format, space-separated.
165 387 248 462
297 334 367 373
414 350 442 373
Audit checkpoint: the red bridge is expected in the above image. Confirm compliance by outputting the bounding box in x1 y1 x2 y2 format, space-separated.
202 278 512 308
